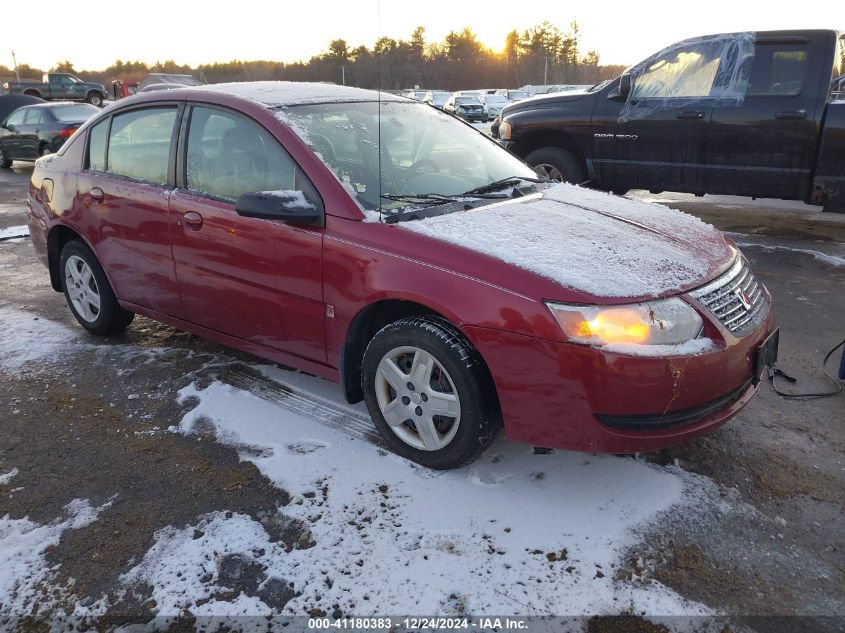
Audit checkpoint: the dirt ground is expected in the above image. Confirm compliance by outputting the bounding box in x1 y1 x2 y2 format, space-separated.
1 165 843 631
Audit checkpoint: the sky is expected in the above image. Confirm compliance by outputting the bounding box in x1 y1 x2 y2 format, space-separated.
5 0 842 71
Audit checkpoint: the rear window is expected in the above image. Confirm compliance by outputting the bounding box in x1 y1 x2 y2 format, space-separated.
747 46 809 96
52 104 98 123
106 107 177 185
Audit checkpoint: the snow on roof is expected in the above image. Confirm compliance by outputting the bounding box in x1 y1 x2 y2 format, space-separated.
400 183 734 299
186 81 406 107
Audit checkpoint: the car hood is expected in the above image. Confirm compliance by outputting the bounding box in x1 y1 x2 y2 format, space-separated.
398 184 734 300
502 91 588 115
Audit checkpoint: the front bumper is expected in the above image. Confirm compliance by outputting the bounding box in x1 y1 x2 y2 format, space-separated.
463 304 775 454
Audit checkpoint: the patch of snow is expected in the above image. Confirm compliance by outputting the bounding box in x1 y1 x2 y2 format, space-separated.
0 499 110 617
0 225 29 240
734 240 845 268
0 468 19 485
154 377 710 616
256 190 314 209
601 338 716 357
187 81 406 108
400 183 732 298
0 306 85 371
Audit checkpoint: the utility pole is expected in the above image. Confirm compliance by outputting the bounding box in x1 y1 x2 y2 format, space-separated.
341 65 346 86
11 50 20 81
543 56 550 87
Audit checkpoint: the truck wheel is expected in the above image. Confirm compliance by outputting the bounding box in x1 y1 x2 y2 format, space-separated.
60 240 134 334
86 91 104 107
23 89 41 98
362 315 500 470
0 147 11 169
525 147 586 184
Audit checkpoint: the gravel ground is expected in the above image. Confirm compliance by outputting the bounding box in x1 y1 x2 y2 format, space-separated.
0 163 843 631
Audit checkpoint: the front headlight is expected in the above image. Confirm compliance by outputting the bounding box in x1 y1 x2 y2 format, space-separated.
499 120 512 140
545 298 704 346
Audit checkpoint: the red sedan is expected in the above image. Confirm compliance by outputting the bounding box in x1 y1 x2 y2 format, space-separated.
26 82 777 469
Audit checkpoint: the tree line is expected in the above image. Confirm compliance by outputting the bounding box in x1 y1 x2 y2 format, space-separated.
2 22 628 90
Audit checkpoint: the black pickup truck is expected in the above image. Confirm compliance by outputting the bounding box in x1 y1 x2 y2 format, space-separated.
2 73 107 107
494 30 845 212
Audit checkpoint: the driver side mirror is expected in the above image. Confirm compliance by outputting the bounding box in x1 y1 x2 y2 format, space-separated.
608 73 632 102
235 190 324 227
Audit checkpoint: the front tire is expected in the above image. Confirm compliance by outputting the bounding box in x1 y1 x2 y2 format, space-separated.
0 146 11 169
86 91 104 107
362 316 500 469
60 240 134 334
525 147 586 184
39 144 53 157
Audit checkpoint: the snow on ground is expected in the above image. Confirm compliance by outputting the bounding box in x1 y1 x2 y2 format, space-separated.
0 498 111 617
0 306 88 371
0 225 29 242
401 183 733 298
154 372 712 617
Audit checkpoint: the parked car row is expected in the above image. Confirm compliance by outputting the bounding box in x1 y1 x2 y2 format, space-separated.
399 87 530 123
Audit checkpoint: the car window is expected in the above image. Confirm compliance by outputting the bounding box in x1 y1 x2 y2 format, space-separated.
631 41 725 99
106 107 177 185
185 106 310 203
52 104 98 123
87 118 109 172
747 46 808 97
24 109 45 125
5 109 27 127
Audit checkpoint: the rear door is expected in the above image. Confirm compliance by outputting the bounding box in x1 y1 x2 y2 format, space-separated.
20 107 46 157
704 33 828 199
76 104 183 316
169 104 326 362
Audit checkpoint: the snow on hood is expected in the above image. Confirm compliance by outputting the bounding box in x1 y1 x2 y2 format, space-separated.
400 184 733 299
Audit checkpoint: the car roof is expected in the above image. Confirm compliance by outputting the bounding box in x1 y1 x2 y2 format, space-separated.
16 101 91 111
180 81 408 107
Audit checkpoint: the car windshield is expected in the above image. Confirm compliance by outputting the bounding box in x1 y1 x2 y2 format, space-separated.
485 95 508 104
455 97 480 105
277 101 538 212
509 91 528 100
51 104 99 123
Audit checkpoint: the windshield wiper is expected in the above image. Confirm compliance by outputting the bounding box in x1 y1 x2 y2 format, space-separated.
380 191 510 205
459 175 546 196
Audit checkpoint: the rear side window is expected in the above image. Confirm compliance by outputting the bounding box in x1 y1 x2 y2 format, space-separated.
747 46 808 96
107 107 177 185
185 106 309 203
24 109 45 125
5 109 26 127
87 119 108 171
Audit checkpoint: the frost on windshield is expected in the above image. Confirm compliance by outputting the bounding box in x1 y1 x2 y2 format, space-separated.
619 32 755 122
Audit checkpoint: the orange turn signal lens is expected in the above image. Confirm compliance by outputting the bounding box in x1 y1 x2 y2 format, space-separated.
577 309 651 344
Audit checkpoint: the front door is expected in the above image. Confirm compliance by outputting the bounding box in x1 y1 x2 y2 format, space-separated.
0 108 29 160
170 104 326 363
591 36 748 194
75 105 183 316
704 33 829 199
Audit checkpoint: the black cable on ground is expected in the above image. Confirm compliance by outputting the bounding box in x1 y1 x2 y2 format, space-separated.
0 234 29 242
769 338 845 399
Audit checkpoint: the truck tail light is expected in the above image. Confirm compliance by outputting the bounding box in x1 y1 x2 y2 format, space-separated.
58 127 78 138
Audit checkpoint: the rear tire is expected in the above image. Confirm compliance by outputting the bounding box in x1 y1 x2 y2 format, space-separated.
362 316 500 469
39 144 53 157
525 147 586 184
60 240 134 334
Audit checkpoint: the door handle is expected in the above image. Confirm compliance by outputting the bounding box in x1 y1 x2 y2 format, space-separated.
181 211 204 229
775 110 806 120
676 111 705 120
88 187 104 203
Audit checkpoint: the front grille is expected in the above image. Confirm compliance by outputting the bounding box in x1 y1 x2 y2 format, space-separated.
689 257 766 336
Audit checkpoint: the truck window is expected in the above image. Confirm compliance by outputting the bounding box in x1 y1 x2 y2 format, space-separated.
747 46 808 96
631 41 724 100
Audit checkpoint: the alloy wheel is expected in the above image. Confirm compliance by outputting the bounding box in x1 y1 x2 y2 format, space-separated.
533 163 563 181
65 255 101 323
374 346 461 451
